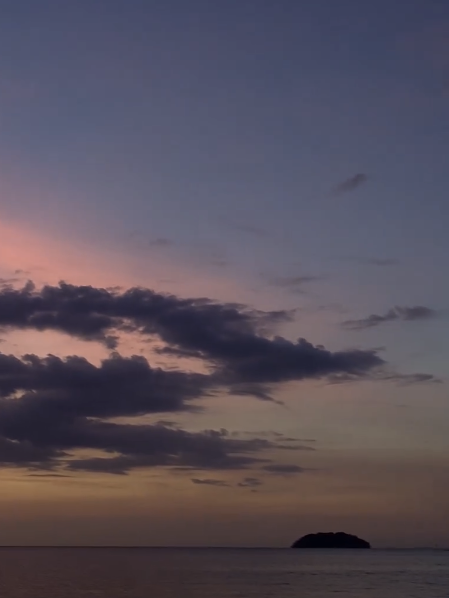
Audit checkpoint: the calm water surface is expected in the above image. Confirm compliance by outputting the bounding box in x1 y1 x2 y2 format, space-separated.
0 547 447 597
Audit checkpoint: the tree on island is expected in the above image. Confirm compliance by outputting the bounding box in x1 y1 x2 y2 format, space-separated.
291 532 371 549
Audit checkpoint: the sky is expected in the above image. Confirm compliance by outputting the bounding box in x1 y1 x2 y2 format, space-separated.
0 0 448 548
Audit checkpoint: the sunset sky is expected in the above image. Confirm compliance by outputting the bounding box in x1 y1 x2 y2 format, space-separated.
0 0 448 548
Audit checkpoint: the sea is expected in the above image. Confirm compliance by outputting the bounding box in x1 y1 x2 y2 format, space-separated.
0 547 447 597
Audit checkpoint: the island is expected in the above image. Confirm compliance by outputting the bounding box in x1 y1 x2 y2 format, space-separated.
291 532 371 549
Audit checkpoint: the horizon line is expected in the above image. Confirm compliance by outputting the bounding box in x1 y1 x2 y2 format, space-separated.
0 545 446 550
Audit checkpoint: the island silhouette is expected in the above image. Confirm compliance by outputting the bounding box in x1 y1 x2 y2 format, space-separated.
291 532 371 549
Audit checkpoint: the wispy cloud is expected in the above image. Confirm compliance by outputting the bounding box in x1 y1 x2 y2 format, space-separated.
191 477 264 490
342 305 437 330
237 477 263 488
362 258 398 267
332 173 368 196
380 372 443 386
339 256 399 267
191 478 230 487
326 370 442 386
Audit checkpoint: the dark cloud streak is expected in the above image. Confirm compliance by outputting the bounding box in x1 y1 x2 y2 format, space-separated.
237 476 263 488
332 173 368 195
191 478 230 487
342 305 437 330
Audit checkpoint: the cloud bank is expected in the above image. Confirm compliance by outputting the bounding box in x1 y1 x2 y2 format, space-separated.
0 281 387 475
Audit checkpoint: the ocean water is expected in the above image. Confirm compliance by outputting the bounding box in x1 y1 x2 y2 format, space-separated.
0 547 447 597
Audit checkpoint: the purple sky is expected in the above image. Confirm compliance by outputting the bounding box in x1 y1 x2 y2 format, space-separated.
0 1 448 547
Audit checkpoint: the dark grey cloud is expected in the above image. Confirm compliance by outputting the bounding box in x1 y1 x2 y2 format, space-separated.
0 407 274 475
380 372 443 386
66 455 143 476
0 282 384 387
64 431 270 475
342 305 437 330
0 281 288 350
0 352 208 417
276 443 316 451
273 275 320 286
191 478 230 487
326 370 441 386
0 437 63 467
262 464 306 474
0 281 391 475
190 476 264 489
216 337 383 386
333 173 368 195
0 281 122 348
0 353 292 475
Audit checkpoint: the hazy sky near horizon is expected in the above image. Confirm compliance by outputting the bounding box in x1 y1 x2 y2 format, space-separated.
0 0 448 548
